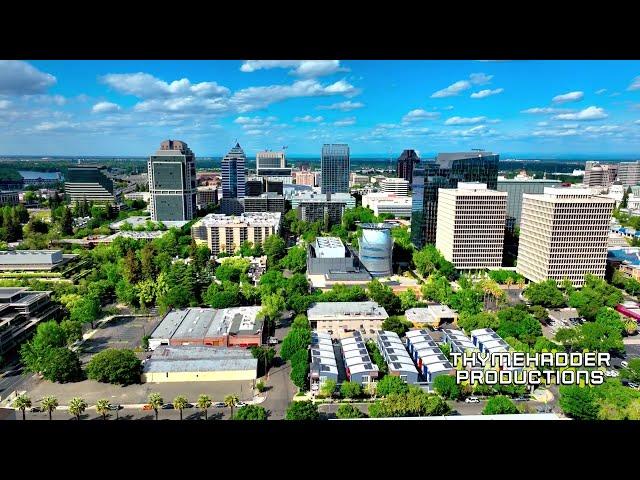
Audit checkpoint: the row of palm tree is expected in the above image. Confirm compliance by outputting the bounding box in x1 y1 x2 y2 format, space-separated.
13 392 245 420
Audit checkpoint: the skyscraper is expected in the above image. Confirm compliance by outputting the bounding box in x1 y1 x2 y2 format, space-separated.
411 151 499 247
256 150 286 171
321 144 350 194
397 149 420 184
222 142 246 199
148 140 196 221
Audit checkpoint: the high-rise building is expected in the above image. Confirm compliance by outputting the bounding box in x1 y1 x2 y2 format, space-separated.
256 150 286 171
294 170 316 187
411 151 499 248
435 183 507 270
222 142 246 199
516 187 614 286
397 149 420 184
191 212 281 256
243 192 286 214
0 191 19 206
245 179 264 197
497 178 561 227
196 186 219 209
321 144 350 194
65 165 116 205
583 161 617 187
380 177 410 196
362 192 412 218
616 161 640 187
292 192 355 226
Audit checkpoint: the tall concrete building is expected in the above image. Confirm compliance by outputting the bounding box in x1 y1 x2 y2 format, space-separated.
617 161 640 187
397 149 420 184
497 178 561 227
516 187 614 286
436 183 507 270
148 140 197 221
292 192 355 226
380 177 410 196
222 142 247 199
65 165 116 205
411 151 499 247
256 150 285 171
321 144 350 194
191 212 281 256
584 161 617 187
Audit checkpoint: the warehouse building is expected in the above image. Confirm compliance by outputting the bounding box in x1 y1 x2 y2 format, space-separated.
307 301 388 339
405 329 455 383
310 331 339 388
375 330 419 384
149 306 264 350
405 305 458 329
441 328 478 354
141 345 257 387
340 331 379 385
470 328 511 354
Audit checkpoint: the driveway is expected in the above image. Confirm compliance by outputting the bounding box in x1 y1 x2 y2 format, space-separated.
259 323 297 420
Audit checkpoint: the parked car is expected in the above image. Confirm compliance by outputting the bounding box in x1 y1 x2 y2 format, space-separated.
465 396 480 403
107 404 122 411
30 406 42 413
184 403 194 409
142 404 153 411
161 403 174 410
628 382 640 389
213 402 225 408
235 401 247 408
267 337 279 346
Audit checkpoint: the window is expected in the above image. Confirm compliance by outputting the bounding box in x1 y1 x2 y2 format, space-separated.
400 375 408 382
361 375 370 383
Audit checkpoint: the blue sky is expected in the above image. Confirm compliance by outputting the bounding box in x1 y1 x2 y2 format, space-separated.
1 60 640 157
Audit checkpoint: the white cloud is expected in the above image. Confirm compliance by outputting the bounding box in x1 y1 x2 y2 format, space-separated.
402 109 440 123
628 76 640 91
91 101 121 114
317 100 364 111
444 116 487 125
240 60 347 77
431 80 471 98
595 88 607 95
449 125 496 137
294 115 324 123
134 97 230 114
470 88 504 99
33 121 77 132
533 128 580 137
553 106 608 121
334 116 356 126
234 115 277 125
101 72 230 98
536 121 549 127
558 123 579 129
521 107 570 114
245 129 264 136
552 91 584 104
583 125 620 133
469 73 493 85
402 127 433 136
0 99 11 109
442 105 454 110
636 120 640 125
0 60 56 95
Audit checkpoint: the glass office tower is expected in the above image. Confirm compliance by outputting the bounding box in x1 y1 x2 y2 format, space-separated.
321 144 350 194
222 142 246 199
411 152 499 247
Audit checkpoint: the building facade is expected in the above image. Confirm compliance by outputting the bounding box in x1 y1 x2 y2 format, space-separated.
65 165 116 205
256 150 286 171
321 144 350 194
243 193 286 214
308 301 388 339
397 149 420 184
617 161 640 187
411 152 499 248
294 170 316 187
380 177 410 196
293 192 355 226
222 142 246 199
584 161 617 187
196 186 219 208
516 187 614 286
0 191 19 206
435 183 507 270
497 178 561 227
191 212 281 255
362 192 412 218
148 140 197 221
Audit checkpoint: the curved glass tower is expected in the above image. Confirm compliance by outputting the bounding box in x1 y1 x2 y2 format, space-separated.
359 223 393 277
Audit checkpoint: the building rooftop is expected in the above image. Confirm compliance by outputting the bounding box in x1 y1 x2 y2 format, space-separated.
196 212 281 228
608 247 640 266
308 301 388 319
143 345 257 373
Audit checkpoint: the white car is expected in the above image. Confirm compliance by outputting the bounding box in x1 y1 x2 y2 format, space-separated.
465 397 480 403
621 361 629 369
235 401 247 408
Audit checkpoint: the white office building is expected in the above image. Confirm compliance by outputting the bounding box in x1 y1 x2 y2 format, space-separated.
516 187 614 286
380 177 410 196
361 192 412 218
435 182 507 270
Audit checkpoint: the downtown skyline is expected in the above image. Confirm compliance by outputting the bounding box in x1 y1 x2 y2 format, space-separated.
1 60 640 157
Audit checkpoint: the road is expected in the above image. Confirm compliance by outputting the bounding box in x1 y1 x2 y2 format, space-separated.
17 405 234 421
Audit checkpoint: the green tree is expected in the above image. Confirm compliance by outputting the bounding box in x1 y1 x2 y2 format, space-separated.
196 394 212 420
173 395 188 420
621 358 640 383
280 327 312 361
148 393 163 421
336 403 365 419
41 347 83 383
568 274 623 321
224 394 240 420
279 246 307 273
398 289 422 311
365 340 388 375
381 316 412 336
482 395 519 415
60 320 83 346
61 207 74 235
14 394 31 421
376 375 409 397
263 235 286 266
290 349 310 390
367 279 402 315
524 279 566 308
340 381 363 399
433 374 462 400
250 346 276 376
559 385 599 420
68 397 88 421
41 396 58 421
234 405 268 420
70 294 101 329
421 274 454 304
285 400 319 420
319 379 337 398
96 399 111 420
215 257 250 283
260 293 286 326
85 349 142 386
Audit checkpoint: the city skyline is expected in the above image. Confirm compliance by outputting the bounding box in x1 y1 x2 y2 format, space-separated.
1 60 640 157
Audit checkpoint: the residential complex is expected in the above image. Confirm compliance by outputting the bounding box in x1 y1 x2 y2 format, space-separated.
147 139 197 221
435 183 507 270
292 191 355 226
516 187 614 286
497 177 561 227
191 212 281 255
321 144 350 194
362 192 412 218
64 165 116 205
307 301 389 339
396 149 420 184
243 192 286 214
376 330 419 384
616 161 640 188
380 177 410 196
294 169 316 187
340 331 379 384
310 331 339 387
196 186 219 209
405 329 455 383
411 151 499 247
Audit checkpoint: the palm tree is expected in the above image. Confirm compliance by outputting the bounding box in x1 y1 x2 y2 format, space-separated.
197 394 212 420
41 396 58 421
173 395 188 420
224 394 239 420
505 277 514 290
96 399 110 420
148 393 163 421
68 397 88 421
14 394 31 421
